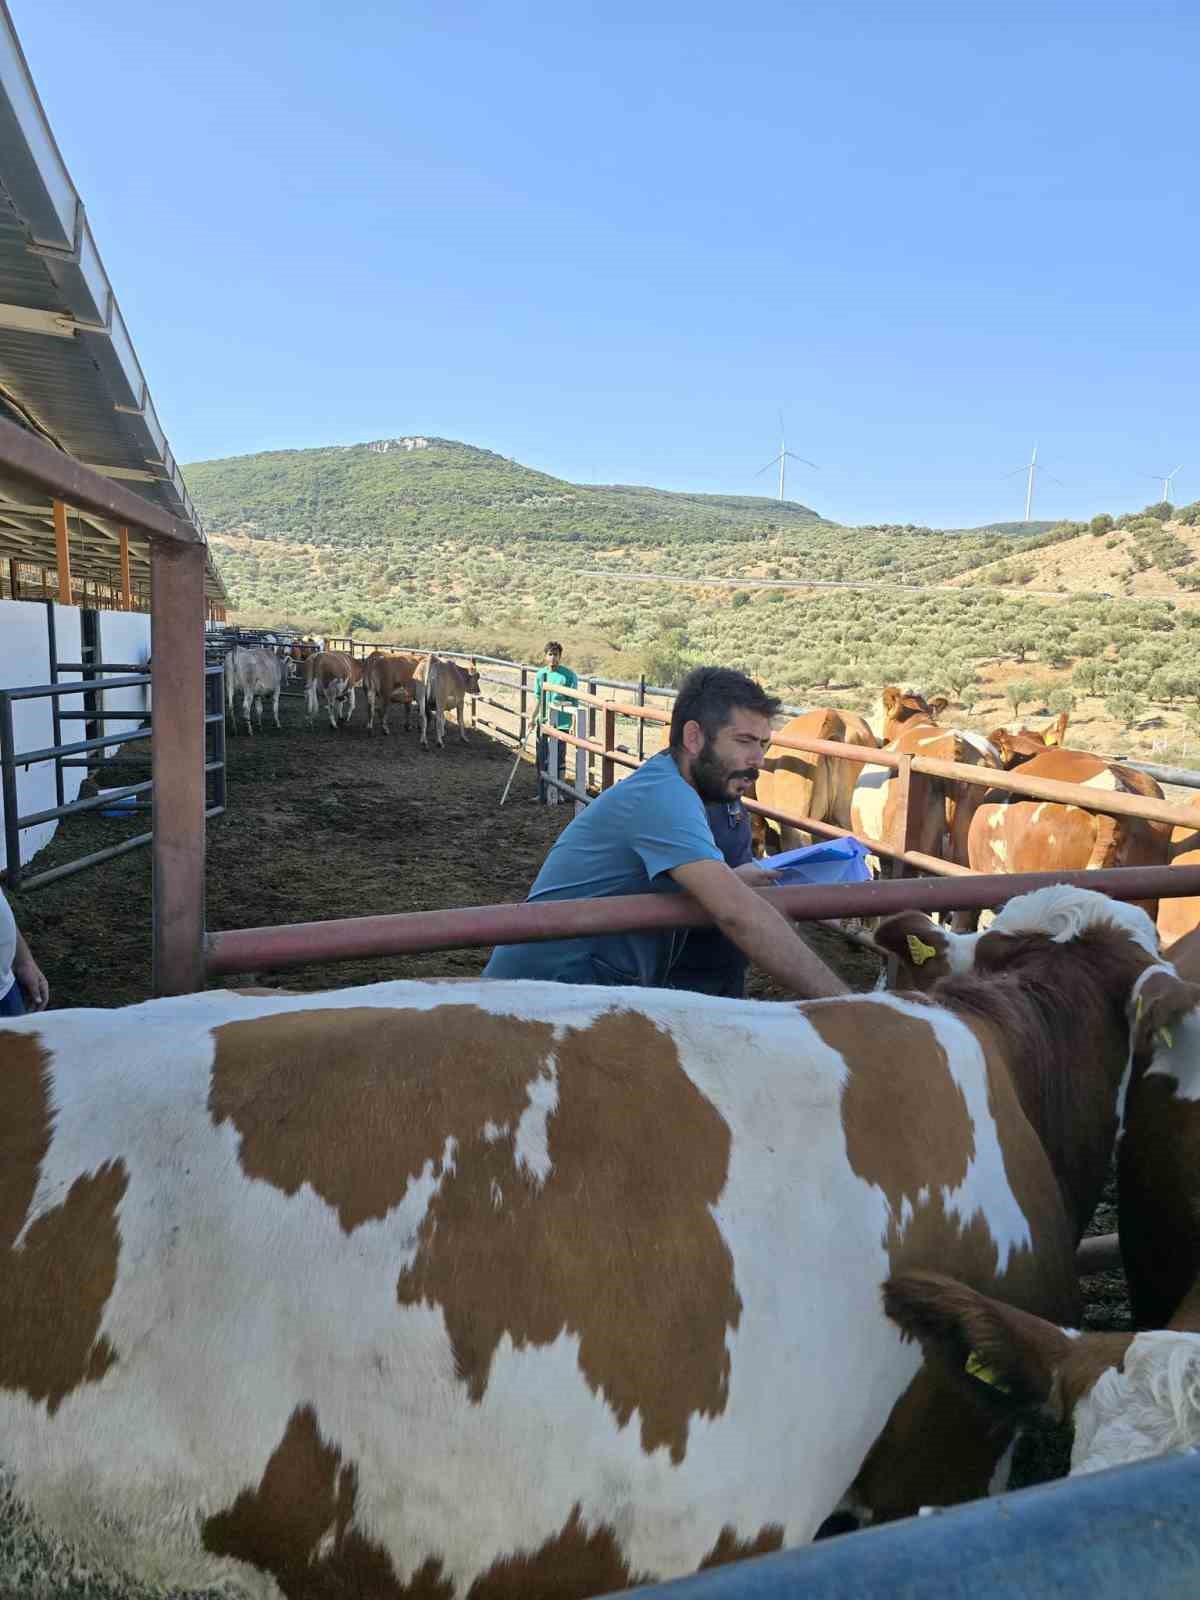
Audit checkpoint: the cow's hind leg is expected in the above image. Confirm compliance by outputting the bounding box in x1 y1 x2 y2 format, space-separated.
457 704 469 743
242 686 254 737
271 685 281 729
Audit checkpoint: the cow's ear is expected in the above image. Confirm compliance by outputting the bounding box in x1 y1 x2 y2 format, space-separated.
927 695 949 717
883 1272 1070 1416
881 686 901 713
1131 969 1200 1060
994 730 1016 767
1049 711 1069 747
872 912 948 972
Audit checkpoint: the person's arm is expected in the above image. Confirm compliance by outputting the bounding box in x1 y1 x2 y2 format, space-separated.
670 859 847 999
13 928 49 1011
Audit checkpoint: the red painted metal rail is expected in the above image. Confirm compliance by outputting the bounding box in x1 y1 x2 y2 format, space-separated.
204 862 1200 976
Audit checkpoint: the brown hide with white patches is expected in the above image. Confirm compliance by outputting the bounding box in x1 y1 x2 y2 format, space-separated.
967 750 1170 917
831 914 1161 1519
211 1006 740 1464
0 1031 126 1412
755 708 878 852
851 717 1000 867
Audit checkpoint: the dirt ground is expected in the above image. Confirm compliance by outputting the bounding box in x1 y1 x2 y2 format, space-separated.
0 691 1128 1593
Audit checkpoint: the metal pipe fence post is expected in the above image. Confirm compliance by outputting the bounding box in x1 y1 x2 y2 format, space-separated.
586 678 597 792
637 674 646 762
601 705 616 793
151 540 207 996
0 691 21 887
44 598 64 807
575 701 588 815
518 666 528 747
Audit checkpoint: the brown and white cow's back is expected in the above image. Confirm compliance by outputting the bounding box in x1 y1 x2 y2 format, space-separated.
305 650 359 730
0 907 1137 1598
755 708 878 853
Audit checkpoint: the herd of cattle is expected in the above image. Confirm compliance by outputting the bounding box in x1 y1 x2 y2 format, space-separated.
754 684 1200 943
2 884 1199 1598
220 641 482 750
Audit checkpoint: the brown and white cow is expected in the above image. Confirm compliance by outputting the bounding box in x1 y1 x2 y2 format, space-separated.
305 650 359 730
966 749 1170 917
414 653 481 748
364 650 422 735
754 708 879 853
223 646 282 736
877 896 1200 1479
986 712 1070 767
851 706 1001 870
878 686 948 743
0 886 1163 1595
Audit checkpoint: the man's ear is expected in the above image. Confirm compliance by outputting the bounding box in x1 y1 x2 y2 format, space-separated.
680 718 706 758
1130 969 1200 1060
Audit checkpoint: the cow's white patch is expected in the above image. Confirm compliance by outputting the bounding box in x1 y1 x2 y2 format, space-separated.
960 731 1001 764
989 885 1159 959
1071 1332 1200 1474
481 1120 509 1143
874 996 1034 1270
490 1180 503 1210
987 1437 1017 1496
513 1063 559 1184
992 839 1007 864
851 765 891 842
1083 768 1119 791
1031 803 1048 825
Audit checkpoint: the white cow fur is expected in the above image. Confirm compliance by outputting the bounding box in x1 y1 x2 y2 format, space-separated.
223 647 282 736
0 980 1050 1594
1072 1332 1200 1474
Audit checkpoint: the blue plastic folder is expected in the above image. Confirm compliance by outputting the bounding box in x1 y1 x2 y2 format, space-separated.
766 836 872 886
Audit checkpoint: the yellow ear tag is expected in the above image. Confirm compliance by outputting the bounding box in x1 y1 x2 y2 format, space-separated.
1157 1026 1174 1050
965 1350 1011 1393
906 934 939 967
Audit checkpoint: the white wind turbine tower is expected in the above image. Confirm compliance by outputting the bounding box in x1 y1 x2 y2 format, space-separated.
756 413 817 503
1142 463 1184 503
1004 443 1062 522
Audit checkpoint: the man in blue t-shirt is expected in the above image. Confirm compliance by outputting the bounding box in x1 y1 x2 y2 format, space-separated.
666 800 756 997
484 666 845 999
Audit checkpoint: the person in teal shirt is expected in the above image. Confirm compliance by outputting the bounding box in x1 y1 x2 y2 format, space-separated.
484 665 846 999
533 641 579 803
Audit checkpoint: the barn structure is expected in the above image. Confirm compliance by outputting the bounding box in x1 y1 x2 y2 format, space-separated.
0 1 225 884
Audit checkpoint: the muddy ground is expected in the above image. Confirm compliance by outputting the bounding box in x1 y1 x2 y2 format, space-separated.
1 691 1127 1593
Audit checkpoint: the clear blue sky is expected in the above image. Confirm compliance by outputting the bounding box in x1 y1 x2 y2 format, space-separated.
13 0 1200 527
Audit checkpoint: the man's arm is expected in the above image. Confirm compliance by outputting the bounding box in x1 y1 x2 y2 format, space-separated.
13 927 49 1011
670 859 847 999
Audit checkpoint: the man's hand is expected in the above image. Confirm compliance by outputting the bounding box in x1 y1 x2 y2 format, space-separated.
733 861 780 885
14 955 48 1011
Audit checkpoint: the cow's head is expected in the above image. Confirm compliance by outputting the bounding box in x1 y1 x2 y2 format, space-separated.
883 1270 1200 1475
464 658 481 695
875 886 1165 994
991 728 1051 770
879 686 939 740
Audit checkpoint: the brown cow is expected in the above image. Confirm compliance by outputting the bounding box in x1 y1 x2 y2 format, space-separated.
364 651 422 735
414 654 481 749
754 708 878 853
879 685 948 743
304 651 358 730
966 748 1170 917
986 712 1070 767
1156 794 1200 945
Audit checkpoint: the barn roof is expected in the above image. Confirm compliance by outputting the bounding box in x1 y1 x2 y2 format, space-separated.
0 2 226 603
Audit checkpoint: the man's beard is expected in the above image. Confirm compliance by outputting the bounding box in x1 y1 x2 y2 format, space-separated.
692 741 756 803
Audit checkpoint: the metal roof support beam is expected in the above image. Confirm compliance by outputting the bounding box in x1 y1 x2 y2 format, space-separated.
52 497 70 604
0 301 100 338
119 526 131 610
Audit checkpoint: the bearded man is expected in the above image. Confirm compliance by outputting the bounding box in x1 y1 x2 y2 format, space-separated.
483 666 845 999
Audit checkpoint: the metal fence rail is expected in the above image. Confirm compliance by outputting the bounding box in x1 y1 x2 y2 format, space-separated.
1 662 226 891
610 1450 1200 1600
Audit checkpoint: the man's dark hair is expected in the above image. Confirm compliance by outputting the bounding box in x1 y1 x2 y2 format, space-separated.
543 640 564 656
669 666 780 750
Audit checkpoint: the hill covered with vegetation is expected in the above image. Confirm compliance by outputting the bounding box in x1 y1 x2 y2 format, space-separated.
186 436 1200 761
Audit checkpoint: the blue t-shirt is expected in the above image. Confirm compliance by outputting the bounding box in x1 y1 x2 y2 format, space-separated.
484 751 724 987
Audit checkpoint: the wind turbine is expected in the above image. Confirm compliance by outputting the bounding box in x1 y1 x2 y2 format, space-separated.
1142 464 1184 503
756 413 817 503
1004 443 1063 522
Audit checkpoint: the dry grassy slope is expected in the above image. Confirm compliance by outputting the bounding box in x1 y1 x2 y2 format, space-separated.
947 517 1200 604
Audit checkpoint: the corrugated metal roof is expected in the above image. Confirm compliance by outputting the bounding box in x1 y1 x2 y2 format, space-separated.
0 1 225 601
